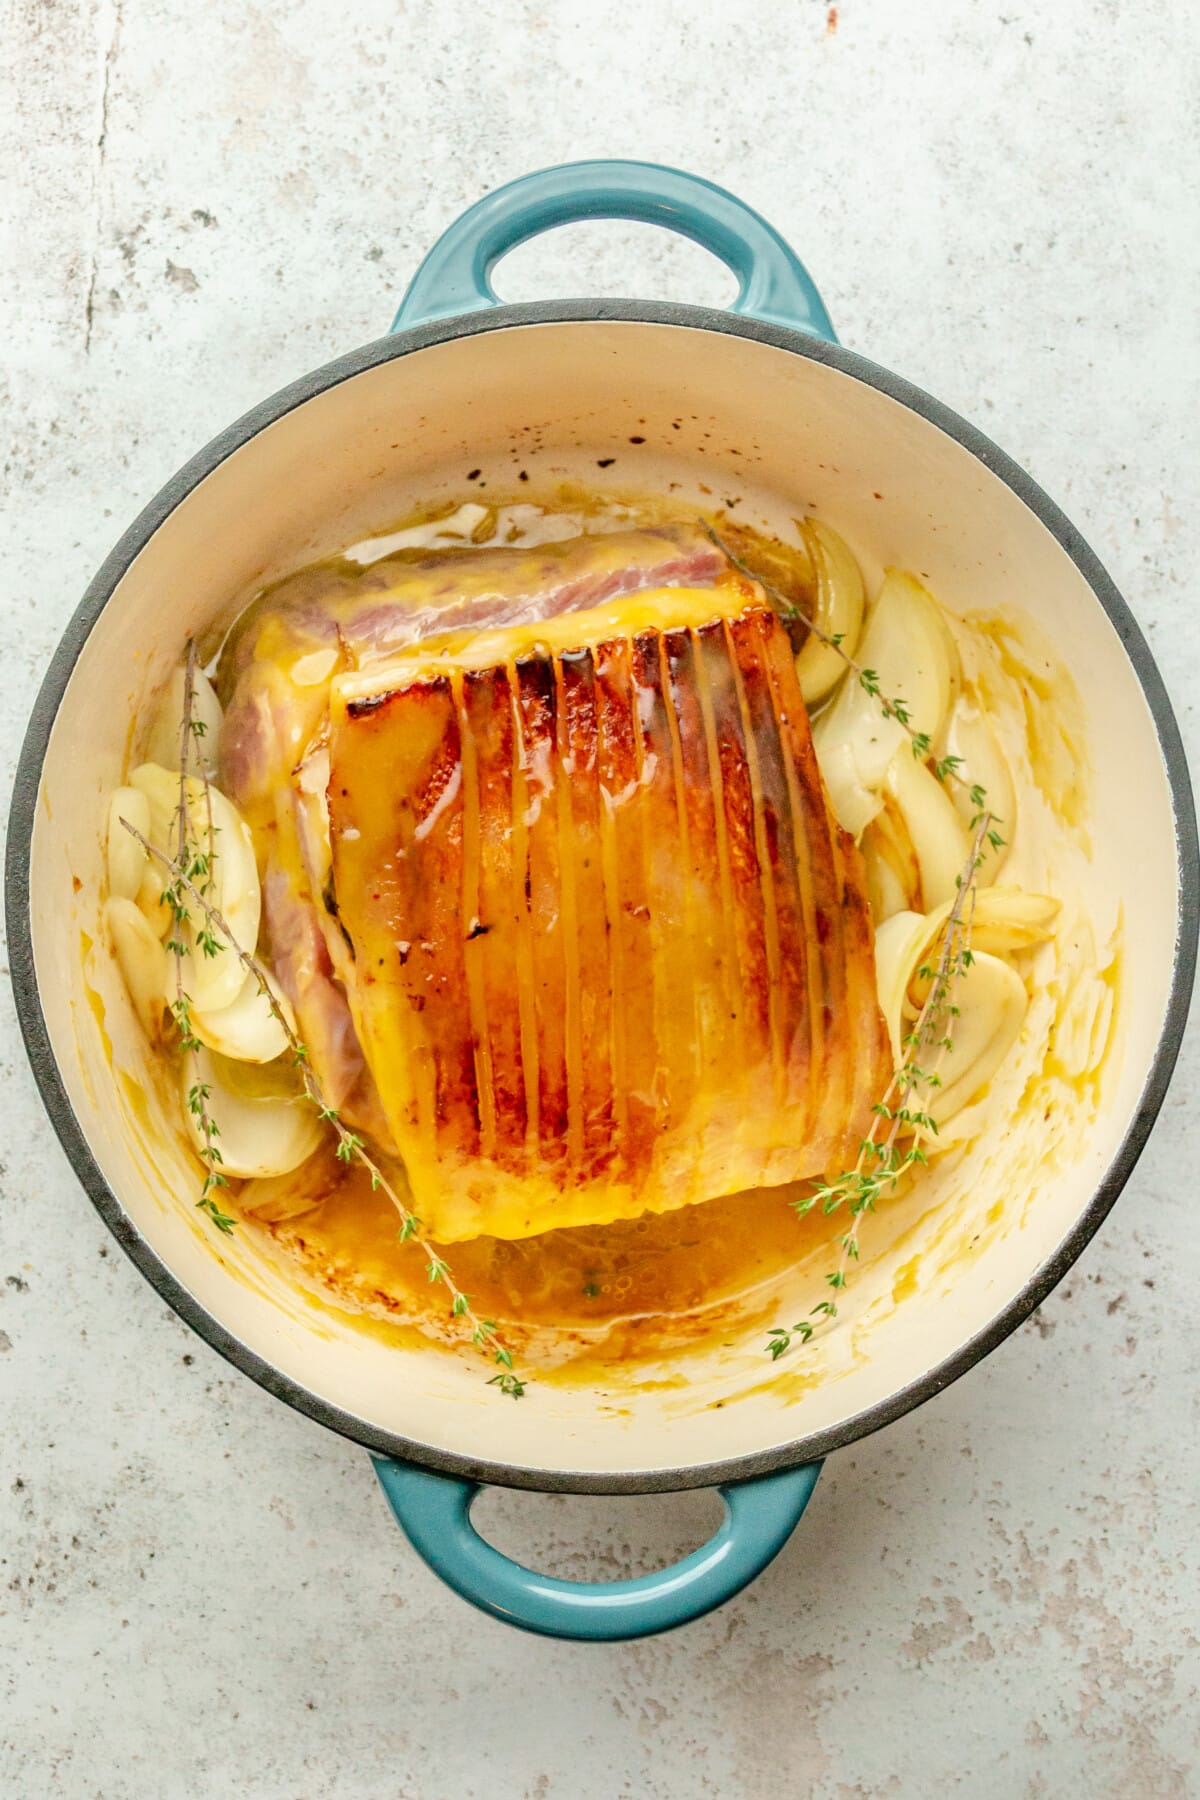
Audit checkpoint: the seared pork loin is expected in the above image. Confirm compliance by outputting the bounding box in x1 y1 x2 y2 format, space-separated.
218 523 888 1241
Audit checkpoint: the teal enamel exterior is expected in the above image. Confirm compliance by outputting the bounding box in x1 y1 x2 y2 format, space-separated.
392 158 838 341
372 1458 822 1640
377 159 835 1639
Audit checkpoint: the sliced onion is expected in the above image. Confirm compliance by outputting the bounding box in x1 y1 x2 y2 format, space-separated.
129 762 261 1013
134 860 173 938
810 728 881 839
862 839 913 925
106 897 168 1039
860 791 922 922
941 701 1016 882
968 888 1060 955
128 761 187 849
183 1046 322 1179
875 912 1028 1124
190 969 294 1064
813 569 960 835
794 519 866 707
144 664 223 775
107 787 150 900
920 885 1059 962
873 909 933 1061
884 746 970 911
177 781 261 1013
928 952 1027 1126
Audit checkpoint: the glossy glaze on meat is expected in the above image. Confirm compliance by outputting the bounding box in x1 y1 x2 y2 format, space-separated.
217 524 732 1133
327 591 887 1243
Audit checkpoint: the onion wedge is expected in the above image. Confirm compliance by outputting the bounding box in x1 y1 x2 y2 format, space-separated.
129 762 261 1014
145 664 223 775
190 970 295 1064
928 952 1027 1126
183 1047 321 1179
873 909 933 1061
794 519 866 706
918 886 1060 970
106 897 168 1039
106 787 150 900
883 747 971 912
813 569 960 836
940 701 1016 882
860 792 922 922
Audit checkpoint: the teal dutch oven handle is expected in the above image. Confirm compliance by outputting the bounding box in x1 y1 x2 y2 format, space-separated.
392 157 837 341
373 1458 822 1641
377 159 828 1639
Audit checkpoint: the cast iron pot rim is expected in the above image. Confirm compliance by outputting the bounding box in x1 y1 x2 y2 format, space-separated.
7 299 1198 1496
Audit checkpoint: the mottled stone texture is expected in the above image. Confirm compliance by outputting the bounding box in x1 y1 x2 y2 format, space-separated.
1 2 1197 1795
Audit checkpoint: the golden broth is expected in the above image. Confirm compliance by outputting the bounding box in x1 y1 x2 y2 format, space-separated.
261 1152 842 1354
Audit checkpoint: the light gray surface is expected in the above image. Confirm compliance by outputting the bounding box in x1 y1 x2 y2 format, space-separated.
2 1 1198 1795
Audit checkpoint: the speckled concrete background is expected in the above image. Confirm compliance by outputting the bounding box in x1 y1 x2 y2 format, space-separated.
2 2 1198 1795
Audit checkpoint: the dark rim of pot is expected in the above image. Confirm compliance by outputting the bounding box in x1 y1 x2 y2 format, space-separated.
7 300 1198 1496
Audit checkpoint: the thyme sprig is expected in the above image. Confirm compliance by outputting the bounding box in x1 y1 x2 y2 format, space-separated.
162 642 234 1233
121 813 526 1397
766 811 991 1361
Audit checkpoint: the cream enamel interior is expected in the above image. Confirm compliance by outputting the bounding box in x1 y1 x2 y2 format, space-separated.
28 319 1182 1481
